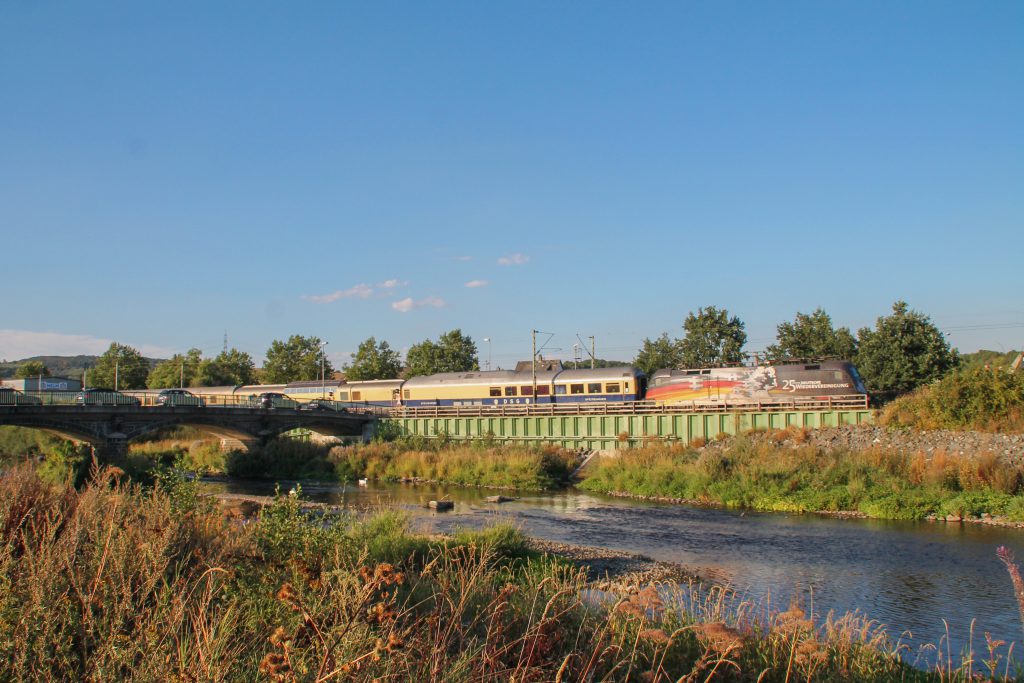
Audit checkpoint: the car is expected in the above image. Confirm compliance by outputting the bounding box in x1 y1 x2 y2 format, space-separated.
252 392 299 409
157 388 206 407
0 387 42 406
299 398 346 412
75 388 142 406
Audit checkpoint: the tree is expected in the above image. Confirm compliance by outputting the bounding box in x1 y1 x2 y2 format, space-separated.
677 306 747 367
855 300 960 399
404 340 440 378
405 329 479 377
87 343 150 389
633 333 682 375
15 360 50 378
197 348 256 386
147 348 204 389
263 336 332 384
344 337 402 380
766 308 857 361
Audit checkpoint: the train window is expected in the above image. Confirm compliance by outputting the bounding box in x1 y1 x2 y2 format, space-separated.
536 385 550 395
685 370 700 375
555 385 567 395
833 371 845 380
522 385 533 396
403 390 410 399
570 384 584 394
505 386 517 396
587 383 602 394
489 387 501 397
338 392 348 400
352 391 361 400
805 364 820 370
606 383 620 393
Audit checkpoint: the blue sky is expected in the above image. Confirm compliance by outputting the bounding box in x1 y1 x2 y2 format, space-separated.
2 2 1021 367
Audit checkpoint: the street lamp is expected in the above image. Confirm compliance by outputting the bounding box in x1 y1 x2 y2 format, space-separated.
319 342 327 401
483 337 491 371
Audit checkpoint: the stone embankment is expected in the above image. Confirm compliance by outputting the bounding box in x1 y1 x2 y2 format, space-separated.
704 424 1024 461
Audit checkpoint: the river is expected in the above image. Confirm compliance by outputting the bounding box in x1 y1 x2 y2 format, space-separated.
205 477 1024 664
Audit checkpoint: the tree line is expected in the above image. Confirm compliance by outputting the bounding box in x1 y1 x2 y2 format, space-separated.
12 301 962 400
633 301 959 400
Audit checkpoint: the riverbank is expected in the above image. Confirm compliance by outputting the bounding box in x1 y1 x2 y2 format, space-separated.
2 464 1004 681
579 428 1024 522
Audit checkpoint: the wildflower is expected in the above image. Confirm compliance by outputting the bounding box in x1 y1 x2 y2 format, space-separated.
694 622 743 656
258 652 291 681
269 626 289 647
639 628 670 645
276 583 301 610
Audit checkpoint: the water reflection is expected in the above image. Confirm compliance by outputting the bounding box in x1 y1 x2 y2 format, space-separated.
205 478 1024 660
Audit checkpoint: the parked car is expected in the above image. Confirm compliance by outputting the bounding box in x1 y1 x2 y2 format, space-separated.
157 388 206 407
252 392 299 409
0 387 42 405
76 388 142 406
299 398 347 412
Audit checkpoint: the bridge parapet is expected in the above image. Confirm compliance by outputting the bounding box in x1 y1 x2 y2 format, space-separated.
0 405 375 460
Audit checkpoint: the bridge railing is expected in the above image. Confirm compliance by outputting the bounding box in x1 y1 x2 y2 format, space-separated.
389 395 870 419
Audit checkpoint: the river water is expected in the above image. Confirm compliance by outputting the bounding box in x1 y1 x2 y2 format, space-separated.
206 478 1024 663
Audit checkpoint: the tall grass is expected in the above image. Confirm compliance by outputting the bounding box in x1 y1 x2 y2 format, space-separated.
579 435 1024 520
0 463 1004 681
335 440 577 490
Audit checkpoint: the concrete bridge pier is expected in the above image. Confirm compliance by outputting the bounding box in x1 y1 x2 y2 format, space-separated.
94 434 129 464
219 437 258 452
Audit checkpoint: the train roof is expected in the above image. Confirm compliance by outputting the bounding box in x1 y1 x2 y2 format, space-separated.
402 367 640 389
342 378 404 387
402 370 561 389
553 367 640 382
286 380 345 388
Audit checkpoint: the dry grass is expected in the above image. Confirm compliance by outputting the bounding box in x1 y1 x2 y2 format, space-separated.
0 463 1018 681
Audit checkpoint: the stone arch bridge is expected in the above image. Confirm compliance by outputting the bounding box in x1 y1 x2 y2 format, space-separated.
0 405 376 459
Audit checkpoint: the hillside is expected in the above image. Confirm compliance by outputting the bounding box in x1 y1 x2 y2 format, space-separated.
0 354 165 380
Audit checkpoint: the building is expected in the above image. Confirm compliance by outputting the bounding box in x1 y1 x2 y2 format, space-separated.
1 377 82 392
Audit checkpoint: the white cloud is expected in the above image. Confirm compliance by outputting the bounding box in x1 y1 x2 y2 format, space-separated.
464 280 489 288
301 283 374 303
0 329 176 361
497 252 529 266
391 296 446 313
377 279 407 289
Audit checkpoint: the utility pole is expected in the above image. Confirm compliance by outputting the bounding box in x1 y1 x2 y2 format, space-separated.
590 336 595 370
572 343 580 370
180 357 184 388
531 329 537 403
114 345 120 392
320 340 329 399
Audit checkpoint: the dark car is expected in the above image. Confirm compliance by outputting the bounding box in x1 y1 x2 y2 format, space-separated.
76 388 142 406
299 398 347 412
157 388 206 407
0 387 43 406
252 392 299 409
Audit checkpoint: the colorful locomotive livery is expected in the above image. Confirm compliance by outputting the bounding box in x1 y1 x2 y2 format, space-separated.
645 360 866 405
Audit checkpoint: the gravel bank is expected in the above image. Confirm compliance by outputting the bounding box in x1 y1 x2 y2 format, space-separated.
704 424 1024 461
527 538 696 590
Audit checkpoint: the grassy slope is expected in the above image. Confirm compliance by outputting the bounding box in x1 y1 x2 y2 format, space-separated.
578 434 1024 521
